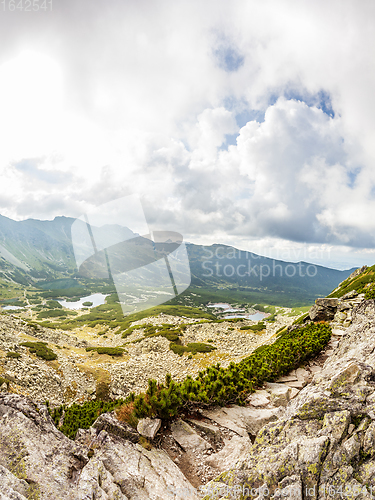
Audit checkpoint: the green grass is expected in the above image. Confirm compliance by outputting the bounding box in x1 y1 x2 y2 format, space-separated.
41 304 216 334
37 309 70 319
285 306 310 316
327 265 375 299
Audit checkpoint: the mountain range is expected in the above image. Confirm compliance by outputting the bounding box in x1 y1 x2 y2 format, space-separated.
0 214 356 306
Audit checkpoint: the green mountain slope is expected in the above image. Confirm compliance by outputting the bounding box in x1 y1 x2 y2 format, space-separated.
0 214 356 306
185 243 356 306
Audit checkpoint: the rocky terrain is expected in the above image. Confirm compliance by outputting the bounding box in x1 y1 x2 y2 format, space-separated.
0 310 295 405
2 272 375 499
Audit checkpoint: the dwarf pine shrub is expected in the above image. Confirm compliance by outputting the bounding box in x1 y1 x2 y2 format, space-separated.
129 322 331 419
51 322 331 439
6 352 21 359
20 342 57 361
85 347 124 356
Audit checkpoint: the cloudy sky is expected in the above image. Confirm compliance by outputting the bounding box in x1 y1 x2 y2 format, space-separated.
0 0 375 269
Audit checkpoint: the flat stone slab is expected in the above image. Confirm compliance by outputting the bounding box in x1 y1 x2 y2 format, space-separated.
171 419 212 452
290 387 300 399
202 406 281 438
187 418 221 441
205 434 252 470
296 368 310 381
309 365 322 374
276 374 298 382
332 329 346 336
285 380 305 389
240 407 281 435
202 407 248 437
248 390 271 407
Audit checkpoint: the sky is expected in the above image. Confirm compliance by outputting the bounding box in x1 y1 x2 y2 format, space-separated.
1 0 375 270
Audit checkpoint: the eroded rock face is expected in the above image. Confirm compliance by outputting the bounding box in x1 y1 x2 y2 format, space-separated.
309 298 339 322
0 394 199 500
203 300 375 499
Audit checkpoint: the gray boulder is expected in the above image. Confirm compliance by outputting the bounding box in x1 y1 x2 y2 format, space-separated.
309 298 339 321
137 418 161 440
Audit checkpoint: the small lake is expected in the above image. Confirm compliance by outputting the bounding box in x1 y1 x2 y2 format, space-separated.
2 305 24 310
224 312 267 321
208 303 267 321
207 303 232 309
58 293 108 310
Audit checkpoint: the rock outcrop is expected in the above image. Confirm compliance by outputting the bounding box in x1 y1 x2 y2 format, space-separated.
0 394 200 499
308 291 365 327
203 300 375 499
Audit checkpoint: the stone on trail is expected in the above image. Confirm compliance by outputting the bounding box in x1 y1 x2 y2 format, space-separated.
137 417 161 440
171 419 212 452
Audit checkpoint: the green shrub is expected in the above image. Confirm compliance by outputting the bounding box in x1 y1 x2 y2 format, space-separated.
169 343 189 356
129 322 331 418
49 398 126 439
20 342 57 361
83 301 93 307
6 352 21 359
50 322 332 439
86 347 124 356
37 309 68 319
46 300 63 309
240 322 265 332
187 343 216 354
169 341 216 356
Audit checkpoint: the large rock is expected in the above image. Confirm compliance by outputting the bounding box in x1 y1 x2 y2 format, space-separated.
265 382 291 407
0 394 200 500
137 418 161 440
309 298 339 321
0 464 29 499
202 405 281 437
79 432 201 500
170 419 212 452
0 394 88 499
186 418 221 442
92 411 139 443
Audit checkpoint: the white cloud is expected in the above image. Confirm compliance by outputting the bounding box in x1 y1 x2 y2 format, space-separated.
0 1 375 268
